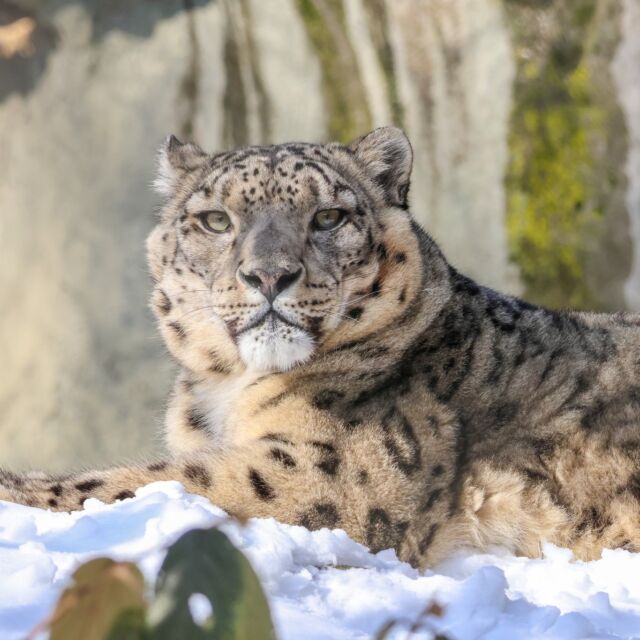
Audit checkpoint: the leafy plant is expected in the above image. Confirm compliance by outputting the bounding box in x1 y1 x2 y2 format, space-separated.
31 528 277 640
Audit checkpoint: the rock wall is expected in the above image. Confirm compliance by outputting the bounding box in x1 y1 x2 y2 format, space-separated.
0 0 637 469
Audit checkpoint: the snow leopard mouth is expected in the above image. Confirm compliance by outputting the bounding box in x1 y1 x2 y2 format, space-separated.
236 309 306 336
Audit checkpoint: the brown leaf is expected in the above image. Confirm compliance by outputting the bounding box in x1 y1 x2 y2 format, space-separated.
30 558 146 640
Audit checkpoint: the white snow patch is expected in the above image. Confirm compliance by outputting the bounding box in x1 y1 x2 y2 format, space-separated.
1 482 640 639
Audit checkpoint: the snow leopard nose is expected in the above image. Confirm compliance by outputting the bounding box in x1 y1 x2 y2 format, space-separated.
239 266 303 303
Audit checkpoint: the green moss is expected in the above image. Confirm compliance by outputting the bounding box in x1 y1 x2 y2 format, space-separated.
505 0 607 310
295 0 371 142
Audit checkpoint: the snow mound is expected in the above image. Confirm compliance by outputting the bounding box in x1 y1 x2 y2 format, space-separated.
1 482 640 639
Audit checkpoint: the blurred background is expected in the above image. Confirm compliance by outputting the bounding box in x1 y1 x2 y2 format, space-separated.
0 0 638 471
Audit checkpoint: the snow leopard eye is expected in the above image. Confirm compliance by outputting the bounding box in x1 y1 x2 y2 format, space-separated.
312 208 346 231
198 210 231 233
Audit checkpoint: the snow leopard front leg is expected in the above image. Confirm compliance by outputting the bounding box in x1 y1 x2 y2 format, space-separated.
0 435 369 536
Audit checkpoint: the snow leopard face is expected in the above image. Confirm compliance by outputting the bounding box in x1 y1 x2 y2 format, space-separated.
147 127 420 373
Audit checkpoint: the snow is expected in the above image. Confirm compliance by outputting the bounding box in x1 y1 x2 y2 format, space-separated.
1 483 640 639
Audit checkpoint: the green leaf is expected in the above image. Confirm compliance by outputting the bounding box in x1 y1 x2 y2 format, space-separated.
148 528 276 640
47 559 146 640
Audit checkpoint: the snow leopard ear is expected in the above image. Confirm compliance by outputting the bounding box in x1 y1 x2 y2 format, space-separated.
154 135 209 197
349 127 413 209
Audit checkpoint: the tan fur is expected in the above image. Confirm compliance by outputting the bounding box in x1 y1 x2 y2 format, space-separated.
3 128 640 568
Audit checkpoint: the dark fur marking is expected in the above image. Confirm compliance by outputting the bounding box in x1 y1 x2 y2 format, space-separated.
168 321 187 341
418 523 439 555
420 488 443 513
348 307 364 320
47 498 58 507
148 462 168 472
365 508 409 553
310 441 340 476
183 463 212 489
75 479 104 493
299 502 340 529
626 472 640 500
381 408 421 476
523 468 548 482
270 448 297 468
493 402 518 429
249 468 275 500
156 290 172 315
431 464 445 477
187 407 208 431
261 432 294 445
49 484 63 497
312 390 344 410
114 490 135 501
575 507 610 534
256 390 293 414
581 387 640 431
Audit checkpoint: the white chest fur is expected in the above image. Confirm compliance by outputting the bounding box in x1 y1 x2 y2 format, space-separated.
192 369 265 447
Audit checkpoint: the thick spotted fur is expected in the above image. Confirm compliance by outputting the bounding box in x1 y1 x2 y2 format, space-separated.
3 127 640 567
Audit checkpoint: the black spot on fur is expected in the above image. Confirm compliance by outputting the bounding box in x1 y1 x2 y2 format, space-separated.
312 390 344 410
49 484 63 497
156 290 172 315
348 307 364 320
626 473 640 500
168 321 187 341
418 523 439 555
299 502 340 529
581 387 640 432
47 498 58 507
420 488 442 513
269 448 297 468
114 490 135 501
453 274 481 296
365 508 409 553
187 407 208 431
431 465 445 477
261 433 294 446
75 479 104 493
183 463 212 489
249 469 275 500
493 402 518 429
381 408 421 476
575 507 610 534
256 391 293 414
310 441 340 476
148 461 168 472
306 315 323 337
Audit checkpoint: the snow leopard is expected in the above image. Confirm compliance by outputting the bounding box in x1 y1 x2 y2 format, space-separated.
2 126 640 568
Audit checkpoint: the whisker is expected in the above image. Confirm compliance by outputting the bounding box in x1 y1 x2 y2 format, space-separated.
171 305 217 323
